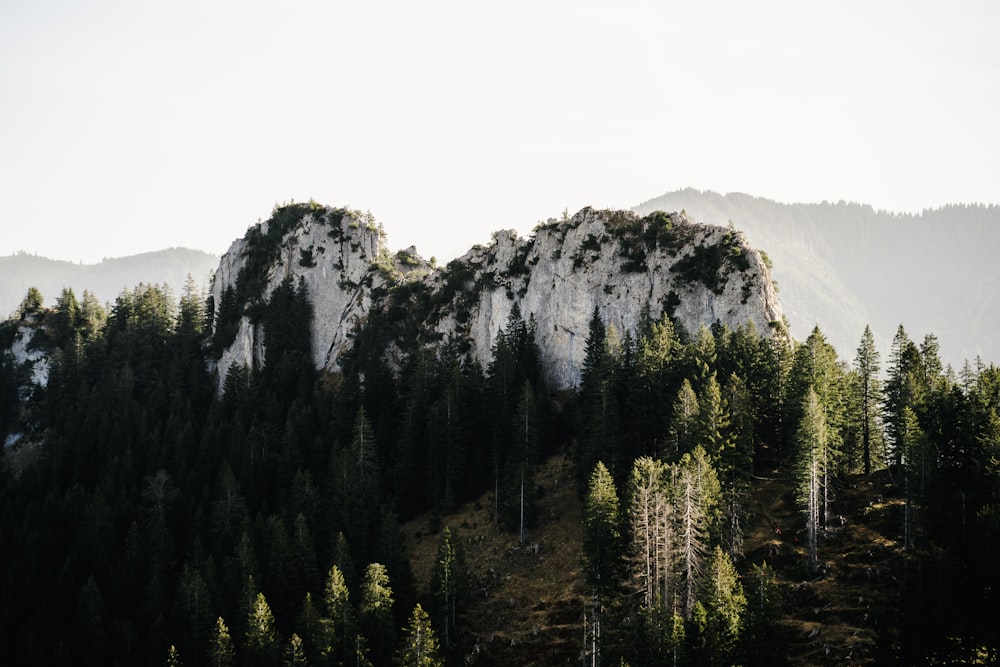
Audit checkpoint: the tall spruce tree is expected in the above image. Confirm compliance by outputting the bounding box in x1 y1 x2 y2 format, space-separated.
209 616 235 667
854 325 882 475
795 387 828 572
703 546 747 666
396 603 444 667
429 526 466 650
583 461 624 667
245 592 280 667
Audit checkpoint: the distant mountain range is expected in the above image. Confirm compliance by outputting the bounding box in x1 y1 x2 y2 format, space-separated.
5 190 996 371
0 248 219 317
634 189 1000 369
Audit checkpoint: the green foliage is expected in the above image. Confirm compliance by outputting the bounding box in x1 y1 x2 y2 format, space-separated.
3 221 1000 666
583 461 626 600
298 248 316 267
670 230 751 294
246 592 280 666
429 526 467 649
211 204 342 353
209 616 235 667
18 286 44 318
396 603 444 667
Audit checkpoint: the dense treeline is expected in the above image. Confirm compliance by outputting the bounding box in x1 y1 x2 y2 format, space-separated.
574 316 1000 666
1 272 999 665
0 277 543 666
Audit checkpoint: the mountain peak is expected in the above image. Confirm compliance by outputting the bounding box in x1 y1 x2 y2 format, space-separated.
209 204 785 390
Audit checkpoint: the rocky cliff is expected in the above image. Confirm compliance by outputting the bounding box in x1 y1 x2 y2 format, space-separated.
209 204 785 389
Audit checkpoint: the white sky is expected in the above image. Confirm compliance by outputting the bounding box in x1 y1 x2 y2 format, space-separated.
2 0 998 264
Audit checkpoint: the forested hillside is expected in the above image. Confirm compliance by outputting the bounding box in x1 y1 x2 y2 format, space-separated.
2 204 999 666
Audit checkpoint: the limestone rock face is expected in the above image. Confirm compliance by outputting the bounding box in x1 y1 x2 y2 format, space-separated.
209 205 417 385
420 208 783 388
210 205 784 390
8 319 50 389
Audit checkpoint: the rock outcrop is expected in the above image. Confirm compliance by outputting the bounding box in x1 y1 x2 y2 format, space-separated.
209 204 785 390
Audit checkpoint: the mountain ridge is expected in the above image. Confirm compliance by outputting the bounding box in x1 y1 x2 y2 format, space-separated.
634 189 1000 368
208 203 785 390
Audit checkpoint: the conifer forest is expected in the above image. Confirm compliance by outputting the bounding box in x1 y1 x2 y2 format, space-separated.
2 248 1000 666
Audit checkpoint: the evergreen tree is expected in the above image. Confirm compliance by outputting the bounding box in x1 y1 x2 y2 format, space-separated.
166 644 182 667
784 327 846 473
577 308 620 487
395 603 444 667
246 592 280 667
675 446 720 618
635 313 682 455
503 380 540 542
703 546 746 666
670 379 700 457
720 373 753 559
795 387 828 572
174 561 214 660
627 456 672 614
337 406 380 553
320 564 353 664
429 526 466 650
285 633 307 667
209 616 236 667
899 406 927 552
853 325 883 475
583 461 626 667
360 563 395 666
294 593 321 666
884 325 922 466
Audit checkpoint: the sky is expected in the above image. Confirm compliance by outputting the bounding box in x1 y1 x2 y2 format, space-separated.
2 0 998 265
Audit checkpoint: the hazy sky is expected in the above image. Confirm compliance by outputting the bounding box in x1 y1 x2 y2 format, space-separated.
2 0 998 264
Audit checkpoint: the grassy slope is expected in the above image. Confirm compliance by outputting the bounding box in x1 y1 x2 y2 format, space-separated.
404 449 907 666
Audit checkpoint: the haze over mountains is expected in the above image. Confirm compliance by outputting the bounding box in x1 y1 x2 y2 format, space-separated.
634 189 1000 369
3 189 996 370
0 248 219 318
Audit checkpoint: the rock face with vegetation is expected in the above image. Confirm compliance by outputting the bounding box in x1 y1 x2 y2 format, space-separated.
634 188 1000 367
210 203 784 389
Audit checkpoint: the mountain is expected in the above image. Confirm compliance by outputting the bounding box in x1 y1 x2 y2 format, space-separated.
208 203 784 389
3 201 998 666
634 189 1000 368
0 248 219 317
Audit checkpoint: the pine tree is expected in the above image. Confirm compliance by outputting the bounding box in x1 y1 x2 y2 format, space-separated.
697 373 731 464
899 406 927 552
854 325 882 475
395 603 444 667
578 309 621 487
360 563 395 666
294 593 321 665
209 616 235 667
703 546 746 665
795 387 827 572
635 313 682 454
884 325 921 466
504 380 539 543
721 373 753 559
320 564 353 664
675 446 719 617
671 379 700 457
175 561 213 659
246 592 280 667
285 633 307 666
627 456 671 613
429 526 466 650
583 461 625 667
166 644 182 667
